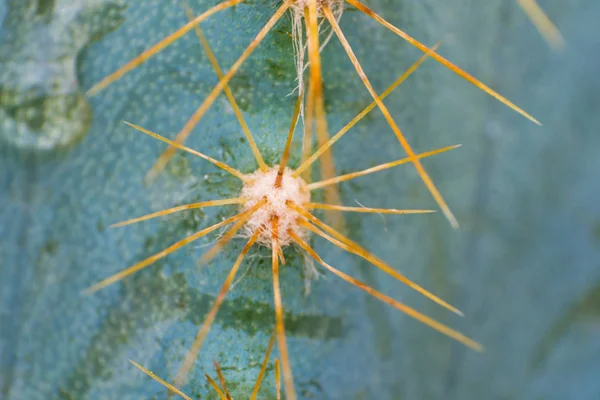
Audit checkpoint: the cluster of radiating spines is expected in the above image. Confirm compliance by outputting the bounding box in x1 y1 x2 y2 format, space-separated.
83 2 497 397
87 0 542 232
517 0 565 50
85 41 483 399
131 333 281 399
83 0 563 397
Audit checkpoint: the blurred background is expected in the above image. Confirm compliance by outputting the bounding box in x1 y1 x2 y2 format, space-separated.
1 0 599 398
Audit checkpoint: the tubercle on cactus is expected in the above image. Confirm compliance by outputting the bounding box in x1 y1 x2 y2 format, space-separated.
84 36 484 399
86 0 540 230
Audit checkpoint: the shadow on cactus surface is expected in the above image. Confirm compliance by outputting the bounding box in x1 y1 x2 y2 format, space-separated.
1 0 600 399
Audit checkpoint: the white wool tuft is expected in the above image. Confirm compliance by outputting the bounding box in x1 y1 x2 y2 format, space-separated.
240 166 311 246
290 0 345 95
290 0 344 17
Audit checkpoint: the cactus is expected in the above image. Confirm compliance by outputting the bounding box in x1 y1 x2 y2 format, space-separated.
3 1 600 399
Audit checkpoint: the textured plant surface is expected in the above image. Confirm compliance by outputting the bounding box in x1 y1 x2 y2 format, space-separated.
2 0 600 399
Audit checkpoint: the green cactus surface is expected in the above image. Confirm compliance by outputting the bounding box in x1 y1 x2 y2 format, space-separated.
2 0 600 399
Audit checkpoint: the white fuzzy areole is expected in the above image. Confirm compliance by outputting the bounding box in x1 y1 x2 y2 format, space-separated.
240 166 310 246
